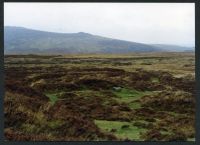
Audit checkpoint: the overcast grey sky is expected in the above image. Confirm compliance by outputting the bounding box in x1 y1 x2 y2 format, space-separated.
4 3 195 47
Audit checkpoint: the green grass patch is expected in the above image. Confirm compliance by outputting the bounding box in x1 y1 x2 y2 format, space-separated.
113 88 152 103
94 120 146 141
45 91 65 104
112 88 153 110
128 102 141 109
46 93 58 104
75 90 103 97
151 77 159 83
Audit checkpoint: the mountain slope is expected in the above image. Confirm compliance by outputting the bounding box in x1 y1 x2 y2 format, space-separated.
5 26 194 54
4 26 161 54
151 44 194 52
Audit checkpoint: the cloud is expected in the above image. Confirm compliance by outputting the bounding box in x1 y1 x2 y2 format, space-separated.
4 3 195 46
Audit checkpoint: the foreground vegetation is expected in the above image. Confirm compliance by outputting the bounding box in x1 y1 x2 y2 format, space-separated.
4 52 195 141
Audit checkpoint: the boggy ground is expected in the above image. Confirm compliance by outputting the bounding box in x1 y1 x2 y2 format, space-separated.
4 52 195 141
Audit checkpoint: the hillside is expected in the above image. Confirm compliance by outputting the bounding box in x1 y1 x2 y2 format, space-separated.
151 44 194 52
4 26 194 54
4 26 161 54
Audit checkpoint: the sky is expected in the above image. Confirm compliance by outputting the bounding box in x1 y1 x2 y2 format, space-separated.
4 3 195 47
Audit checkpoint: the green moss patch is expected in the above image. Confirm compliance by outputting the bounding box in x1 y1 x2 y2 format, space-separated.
112 88 152 110
94 120 146 141
113 88 151 102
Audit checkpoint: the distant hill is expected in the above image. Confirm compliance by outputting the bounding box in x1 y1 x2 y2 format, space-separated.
151 44 194 52
4 26 193 54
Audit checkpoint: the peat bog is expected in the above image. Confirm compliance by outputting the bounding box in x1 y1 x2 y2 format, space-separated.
4 52 195 141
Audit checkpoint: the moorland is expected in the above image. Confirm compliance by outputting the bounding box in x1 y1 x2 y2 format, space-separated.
4 52 195 141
